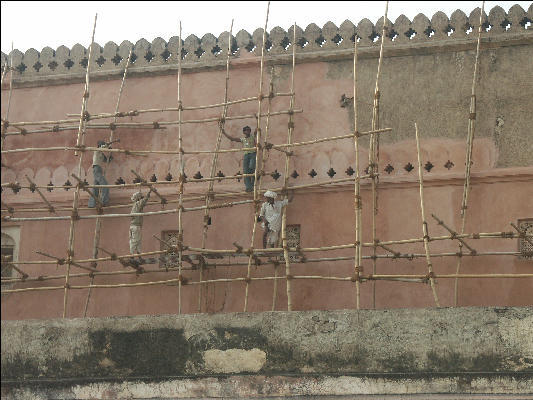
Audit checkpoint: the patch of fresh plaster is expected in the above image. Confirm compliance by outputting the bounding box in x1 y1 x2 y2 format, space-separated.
203 348 266 373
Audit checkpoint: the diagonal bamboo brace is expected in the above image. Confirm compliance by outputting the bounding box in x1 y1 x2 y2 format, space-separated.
71 173 104 211
432 214 477 254
36 251 97 273
25 175 55 213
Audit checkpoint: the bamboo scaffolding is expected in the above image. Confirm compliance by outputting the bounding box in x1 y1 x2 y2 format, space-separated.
352 24 363 309
455 1 485 307
369 1 389 309
415 123 440 307
243 1 270 312
84 48 133 318
1 173 380 218
199 20 235 313
3 247 526 272
0 109 302 139
3 2 530 315
62 93 293 119
2 249 527 287
63 14 97 319
280 22 297 311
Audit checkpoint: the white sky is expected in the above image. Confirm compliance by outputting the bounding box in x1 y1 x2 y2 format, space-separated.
1 1 531 54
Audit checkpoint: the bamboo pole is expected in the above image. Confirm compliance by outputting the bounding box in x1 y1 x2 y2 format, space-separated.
63 14 97 318
369 1 389 309
1 43 14 169
455 1 485 307
25 175 55 213
176 21 185 314
243 0 270 312
199 20 235 313
352 25 363 310
84 48 133 318
71 173 104 210
1 249 527 287
74 14 97 156
415 122 440 307
280 22 297 311
432 213 476 254
4 272 532 295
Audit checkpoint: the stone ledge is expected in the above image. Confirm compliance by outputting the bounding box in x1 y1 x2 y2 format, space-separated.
2 307 532 386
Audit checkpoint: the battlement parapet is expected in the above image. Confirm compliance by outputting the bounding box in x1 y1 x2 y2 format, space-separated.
1 4 532 85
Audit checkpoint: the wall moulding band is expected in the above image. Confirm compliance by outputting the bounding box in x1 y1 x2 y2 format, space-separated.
1 4 532 88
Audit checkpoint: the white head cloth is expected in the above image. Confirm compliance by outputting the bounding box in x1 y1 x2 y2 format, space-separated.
264 190 277 199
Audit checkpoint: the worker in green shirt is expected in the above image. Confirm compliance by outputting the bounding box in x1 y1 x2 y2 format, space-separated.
221 125 257 192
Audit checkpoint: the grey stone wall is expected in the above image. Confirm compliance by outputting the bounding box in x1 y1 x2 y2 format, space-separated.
1 5 532 83
2 307 532 398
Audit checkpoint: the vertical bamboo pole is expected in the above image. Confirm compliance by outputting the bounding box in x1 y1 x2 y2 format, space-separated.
255 67 276 309
63 15 97 318
281 22 297 311
198 20 234 313
75 15 98 156
83 48 132 317
1 43 14 157
454 1 485 306
369 1 389 309
243 1 270 312
415 123 440 307
176 22 185 314
352 33 362 309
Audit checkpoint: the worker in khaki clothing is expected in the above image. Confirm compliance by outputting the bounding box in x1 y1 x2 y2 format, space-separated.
129 189 153 255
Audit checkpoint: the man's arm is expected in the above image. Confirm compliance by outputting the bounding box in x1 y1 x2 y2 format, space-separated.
139 189 152 208
220 124 240 142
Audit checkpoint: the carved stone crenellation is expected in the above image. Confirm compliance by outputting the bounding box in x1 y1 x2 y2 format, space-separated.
1 5 532 81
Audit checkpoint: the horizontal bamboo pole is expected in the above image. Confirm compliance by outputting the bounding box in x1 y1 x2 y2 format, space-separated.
64 93 294 118
1 175 378 220
2 108 302 138
3 272 532 294
273 128 392 149
2 249 526 272
4 93 295 128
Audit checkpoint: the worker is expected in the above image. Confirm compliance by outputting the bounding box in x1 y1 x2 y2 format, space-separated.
258 190 293 248
221 124 257 192
88 140 112 208
129 188 153 255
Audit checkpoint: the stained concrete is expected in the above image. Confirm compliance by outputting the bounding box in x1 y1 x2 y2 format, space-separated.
2 307 532 398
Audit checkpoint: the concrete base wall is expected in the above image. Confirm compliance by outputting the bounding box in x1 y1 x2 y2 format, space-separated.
2 307 532 398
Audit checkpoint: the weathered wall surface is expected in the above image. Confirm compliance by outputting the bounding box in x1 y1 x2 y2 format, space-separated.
2 307 533 398
1 5 533 319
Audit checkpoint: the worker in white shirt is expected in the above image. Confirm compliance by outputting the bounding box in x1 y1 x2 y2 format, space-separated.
258 190 293 248
88 140 112 208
